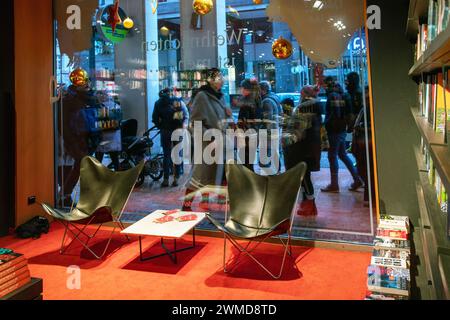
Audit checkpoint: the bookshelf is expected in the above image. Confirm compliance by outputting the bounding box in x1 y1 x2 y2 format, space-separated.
410 26 450 76
408 0 450 299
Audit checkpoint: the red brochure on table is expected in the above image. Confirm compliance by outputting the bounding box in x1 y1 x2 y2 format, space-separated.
176 214 198 222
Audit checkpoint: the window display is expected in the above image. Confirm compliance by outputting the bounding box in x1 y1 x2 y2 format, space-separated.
53 0 377 245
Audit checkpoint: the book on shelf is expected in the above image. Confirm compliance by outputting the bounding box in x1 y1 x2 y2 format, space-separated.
367 265 410 297
416 0 450 59
373 237 411 253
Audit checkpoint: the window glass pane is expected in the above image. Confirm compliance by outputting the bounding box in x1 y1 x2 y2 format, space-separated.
54 0 376 244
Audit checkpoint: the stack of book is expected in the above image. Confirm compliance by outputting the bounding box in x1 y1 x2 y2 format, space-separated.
0 249 31 299
415 0 450 60
366 216 411 300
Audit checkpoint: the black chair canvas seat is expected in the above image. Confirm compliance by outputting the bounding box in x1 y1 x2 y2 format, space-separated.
207 162 307 279
41 157 144 259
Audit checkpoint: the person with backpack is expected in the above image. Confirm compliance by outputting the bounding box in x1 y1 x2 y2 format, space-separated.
322 83 364 193
152 88 185 187
259 81 282 171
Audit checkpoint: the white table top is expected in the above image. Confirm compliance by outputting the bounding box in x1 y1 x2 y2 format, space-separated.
121 210 207 239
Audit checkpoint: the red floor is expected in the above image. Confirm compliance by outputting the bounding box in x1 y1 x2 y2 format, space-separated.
0 223 371 300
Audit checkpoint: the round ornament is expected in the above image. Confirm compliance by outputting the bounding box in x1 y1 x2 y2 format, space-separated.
272 36 293 60
193 0 213 16
69 68 89 87
123 17 134 29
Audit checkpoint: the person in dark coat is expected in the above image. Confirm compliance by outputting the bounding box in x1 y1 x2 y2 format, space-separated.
322 83 364 193
283 85 322 216
346 72 364 117
58 84 92 206
352 86 375 206
152 88 185 187
237 78 261 172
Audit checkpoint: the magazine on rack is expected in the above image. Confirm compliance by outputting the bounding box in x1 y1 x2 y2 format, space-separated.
373 237 411 253
367 265 410 297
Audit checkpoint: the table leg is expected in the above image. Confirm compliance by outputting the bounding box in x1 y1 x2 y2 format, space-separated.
139 229 197 264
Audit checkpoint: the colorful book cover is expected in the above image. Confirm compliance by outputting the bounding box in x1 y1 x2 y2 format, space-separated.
370 256 409 269
373 248 410 260
367 265 410 296
0 253 26 274
435 72 449 133
376 228 409 241
379 215 410 231
373 237 411 252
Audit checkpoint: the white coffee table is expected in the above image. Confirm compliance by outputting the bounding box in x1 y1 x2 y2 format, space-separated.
121 210 206 264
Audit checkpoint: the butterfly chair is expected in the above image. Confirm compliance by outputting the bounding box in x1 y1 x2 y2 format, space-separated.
41 156 144 259
207 162 307 279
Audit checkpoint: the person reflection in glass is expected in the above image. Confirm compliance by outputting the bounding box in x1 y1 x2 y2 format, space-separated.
182 68 234 211
58 83 92 207
322 82 364 193
283 86 322 216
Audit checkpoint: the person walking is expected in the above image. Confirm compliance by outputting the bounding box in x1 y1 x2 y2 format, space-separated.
58 84 93 206
352 86 375 206
283 86 322 216
322 83 364 193
152 88 184 188
237 78 261 172
259 81 282 171
182 68 234 211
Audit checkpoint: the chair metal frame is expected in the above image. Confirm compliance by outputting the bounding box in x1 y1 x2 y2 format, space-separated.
51 182 133 260
210 164 305 280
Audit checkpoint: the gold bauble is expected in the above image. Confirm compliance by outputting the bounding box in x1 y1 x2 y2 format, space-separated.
123 17 134 29
193 0 213 16
69 68 89 87
160 26 170 37
272 36 293 60
253 0 263 4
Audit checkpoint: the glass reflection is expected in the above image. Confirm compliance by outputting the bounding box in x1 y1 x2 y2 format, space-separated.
54 0 376 244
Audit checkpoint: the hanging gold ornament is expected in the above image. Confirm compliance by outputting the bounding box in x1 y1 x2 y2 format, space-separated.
160 26 170 37
123 17 134 29
253 0 263 4
193 0 213 16
69 68 89 87
272 36 293 60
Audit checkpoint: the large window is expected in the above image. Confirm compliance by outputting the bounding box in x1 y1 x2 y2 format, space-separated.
54 0 376 244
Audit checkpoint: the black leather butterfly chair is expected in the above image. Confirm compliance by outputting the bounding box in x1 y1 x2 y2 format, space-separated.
41 156 144 259
207 162 307 279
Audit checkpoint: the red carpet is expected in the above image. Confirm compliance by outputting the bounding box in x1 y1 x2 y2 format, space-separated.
0 223 371 300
